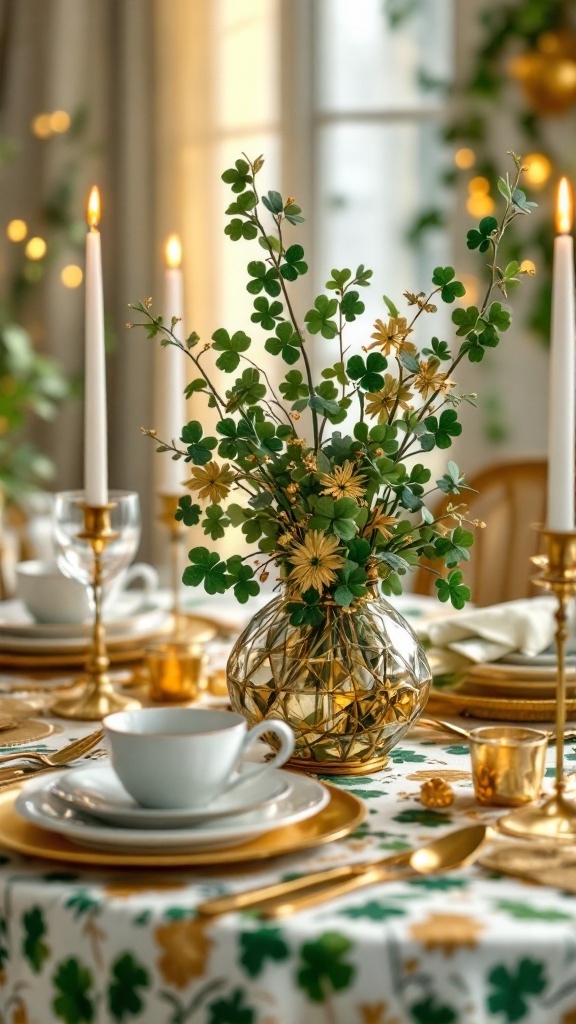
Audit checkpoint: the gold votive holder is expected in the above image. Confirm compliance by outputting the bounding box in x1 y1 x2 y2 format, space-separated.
145 641 208 703
207 667 229 698
470 726 548 807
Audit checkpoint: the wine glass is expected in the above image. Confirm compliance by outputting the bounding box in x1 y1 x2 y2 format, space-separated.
51 490 142 720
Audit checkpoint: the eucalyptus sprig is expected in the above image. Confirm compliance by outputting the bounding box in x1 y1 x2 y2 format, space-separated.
130 152 535 625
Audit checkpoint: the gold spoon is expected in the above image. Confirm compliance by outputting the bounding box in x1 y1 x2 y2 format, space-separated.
418 717 576 744
260 823 488 919
197 824 487 918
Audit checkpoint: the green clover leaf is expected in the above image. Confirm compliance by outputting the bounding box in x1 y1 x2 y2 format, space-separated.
265 321 302 364
216 418 253 459
466 215 498 253
340 289 365 322
452 305 480 337
304 295 339 339
435 570 471 610
422 336 451 361
355 263 373 287
487 958 546 1022
346 351 387 392
225 191 256 216
227 557 260 603
436 460 471 495
202 505 231 541
108 953 149 1022
326 268 351 292
246 261 281 297
431 266 466 303
280 244 308 281
52 958 95 1024
297 932 355 1003
174 495 201 526
484 300 511 332
180 420 218 465
434 526 474 568
279 370 309 402
284 201 305 224
23 907 50 973
225 368 266 409
211 328 251 372
308 496 358 541
512 187 538 214
262 190 284 214
423 409 462 450
221 158 253 193
183 547 231 595
239 927 290 978
287 589 326 628
224 218 258 242
250 297 284 330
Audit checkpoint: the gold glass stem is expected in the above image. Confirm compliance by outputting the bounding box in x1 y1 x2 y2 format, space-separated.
157 493 186 637
555 594 570 794
52 504 140 721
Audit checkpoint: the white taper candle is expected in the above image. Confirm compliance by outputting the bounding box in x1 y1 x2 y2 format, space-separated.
84 186 108 507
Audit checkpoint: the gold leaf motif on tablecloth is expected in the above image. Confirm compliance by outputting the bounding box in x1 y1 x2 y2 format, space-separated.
155 917 213 988
11 1003 30 1024
409 913 484 956
407 769 472 783
359 1002 400 1024
104 876 186 899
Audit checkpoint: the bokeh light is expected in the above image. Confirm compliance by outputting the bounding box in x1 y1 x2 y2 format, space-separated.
469 176 490 195
523 153 552 189
25 237 47 260
49 110 71 133
458 274 480 305
31 114 52 139
466 193 495 218
6 219 27 242
60 264 83 288
455 147 476 169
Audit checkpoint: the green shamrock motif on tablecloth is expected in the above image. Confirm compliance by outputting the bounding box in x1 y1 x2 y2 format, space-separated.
443 744 469 756
393 809 453 827
65 891 102 919
388 749 427 764
411 995 457 1024
407 876 468 891
208 987 256 1024
108 953 149 1021
297 932 355 1003
239 926 290 978
52 958 95 1024
339 900 406 921
496 901 573 921
487 958 547 1021
22 906 50 973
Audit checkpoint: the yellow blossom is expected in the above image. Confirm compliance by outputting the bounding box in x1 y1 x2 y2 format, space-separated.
365 375 413 422
367 507 398 539
368 317 415 357
318 460 367 500
185 461 234 503
413 359 454 399
288 531 345 594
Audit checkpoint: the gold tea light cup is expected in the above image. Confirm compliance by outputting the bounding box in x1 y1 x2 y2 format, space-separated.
469 726 548 807
145 641 208 703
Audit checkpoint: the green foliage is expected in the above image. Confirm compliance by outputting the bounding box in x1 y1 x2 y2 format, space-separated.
52 958 95 1024
108 954 149 1021
132 151 531 615
487 959 547 1021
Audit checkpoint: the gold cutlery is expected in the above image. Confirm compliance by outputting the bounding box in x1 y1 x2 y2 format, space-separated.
196 824 487 918
0 729 104 787
259 823 488 919
418 717 576 744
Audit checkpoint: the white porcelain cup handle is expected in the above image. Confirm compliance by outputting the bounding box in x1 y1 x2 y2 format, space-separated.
121 563 159 598
226 720 295 792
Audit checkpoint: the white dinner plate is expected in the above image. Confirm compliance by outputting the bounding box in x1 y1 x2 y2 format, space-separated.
51 763 292 828
15 770 329 852
0 598 170 644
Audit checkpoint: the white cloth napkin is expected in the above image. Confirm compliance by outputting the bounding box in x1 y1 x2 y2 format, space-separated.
421 595 558 663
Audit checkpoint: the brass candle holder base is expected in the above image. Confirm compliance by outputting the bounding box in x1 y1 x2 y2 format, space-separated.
158 493 186 636
499 527 576 841
52 504 141 721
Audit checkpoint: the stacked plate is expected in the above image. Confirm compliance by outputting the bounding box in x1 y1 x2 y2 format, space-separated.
428 649 576 721
0 597 176 668
13 762 331 855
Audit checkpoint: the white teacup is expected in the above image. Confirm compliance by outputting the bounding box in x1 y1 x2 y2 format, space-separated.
103 707 295 809
14 560 159 625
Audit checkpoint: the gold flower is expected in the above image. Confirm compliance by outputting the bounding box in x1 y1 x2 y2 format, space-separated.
155 917 213 988
369 317 415 356
409 912 484 956
413 359 454 400
359 1003 400 1024
365 375 413 422
318 461 367 500
288 531 345 594
185 461 234 503
366 507 397 540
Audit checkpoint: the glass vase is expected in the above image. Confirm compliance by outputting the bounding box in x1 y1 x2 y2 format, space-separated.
227 590 431 775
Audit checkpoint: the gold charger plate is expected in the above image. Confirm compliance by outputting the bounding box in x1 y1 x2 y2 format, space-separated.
427 684 576 722
0 719 54 747
0 783 365 867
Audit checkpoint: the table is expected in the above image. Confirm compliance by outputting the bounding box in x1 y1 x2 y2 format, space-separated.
0 720 575 1024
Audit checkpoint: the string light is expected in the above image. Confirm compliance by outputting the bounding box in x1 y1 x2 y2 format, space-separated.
60 265 83 288
454 147 476 169
6 220 27 242
25 237 47 260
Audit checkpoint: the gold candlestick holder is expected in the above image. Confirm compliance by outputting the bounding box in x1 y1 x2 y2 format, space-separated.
52 504 141 720
499 526 576 840
158 493 186 636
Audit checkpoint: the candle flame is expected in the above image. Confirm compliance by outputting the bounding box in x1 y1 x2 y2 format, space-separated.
165 234 182 269
556 177 573 234
87 186 101 229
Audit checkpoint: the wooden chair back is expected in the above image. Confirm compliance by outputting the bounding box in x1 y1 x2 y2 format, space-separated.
413 459 548 606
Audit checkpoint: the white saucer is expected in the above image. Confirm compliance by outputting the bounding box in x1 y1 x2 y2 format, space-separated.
15 770 329 852
0 599 169 642
51 763 291 829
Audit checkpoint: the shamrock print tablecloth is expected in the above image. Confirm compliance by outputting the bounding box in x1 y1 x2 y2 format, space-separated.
2 724 576 1024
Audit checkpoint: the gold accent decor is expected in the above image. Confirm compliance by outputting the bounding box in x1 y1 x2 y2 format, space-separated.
0 783 365 867
0 719 54 746
157 493 186 634
51 504 140 720
499 527 576 839
227 593 431 775
420 778 455 808
470 726 548 806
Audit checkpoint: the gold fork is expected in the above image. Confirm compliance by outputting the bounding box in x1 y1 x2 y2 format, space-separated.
0 729 103 774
